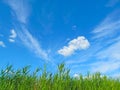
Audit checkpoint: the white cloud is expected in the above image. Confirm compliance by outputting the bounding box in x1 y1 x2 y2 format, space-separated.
5 0 49 61
9 38 15 43
90 10 120 73
9 29 17 38
64 10 120 75
0 41 6 47
18 28 48 60
73 73 80 79
92 10 120 39
91 60 120 73
5 0 30 24
96 41 120 60
90 41 120 73
58 36 90 56
63 10 120 75
92 21 120 39
9 29 17 43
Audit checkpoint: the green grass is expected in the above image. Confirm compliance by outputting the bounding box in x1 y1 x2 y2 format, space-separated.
0 63 120 90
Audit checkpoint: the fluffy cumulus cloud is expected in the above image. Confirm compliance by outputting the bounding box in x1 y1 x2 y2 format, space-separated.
58 36 90 56
9 29 17 43
0 41 5 47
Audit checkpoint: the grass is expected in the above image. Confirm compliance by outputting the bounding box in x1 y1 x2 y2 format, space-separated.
0 63 120 90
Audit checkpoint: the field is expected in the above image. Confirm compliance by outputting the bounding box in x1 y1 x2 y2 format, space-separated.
0 63 120 90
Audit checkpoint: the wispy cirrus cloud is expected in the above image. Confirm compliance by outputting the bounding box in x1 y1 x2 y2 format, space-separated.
5 0 49 60
5 0 30 24
58 36 90 56
18 28 48 60
0 41 5 47
0 33 5 47
67 10 120 75
91 41 120 73
96 40 120 60
9 29 17 43
90 10 120 73
53 9 120 76
92 10 120 39
91 60 120 73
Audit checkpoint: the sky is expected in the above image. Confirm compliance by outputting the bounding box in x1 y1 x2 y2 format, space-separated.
0 0 120 77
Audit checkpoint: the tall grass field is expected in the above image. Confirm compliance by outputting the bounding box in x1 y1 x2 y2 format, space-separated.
0 63 120 90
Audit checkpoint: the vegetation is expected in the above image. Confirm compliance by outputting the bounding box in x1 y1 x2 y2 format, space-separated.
0 63 120 90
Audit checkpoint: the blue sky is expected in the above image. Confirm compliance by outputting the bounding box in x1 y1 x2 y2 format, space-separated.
0 0 120 76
